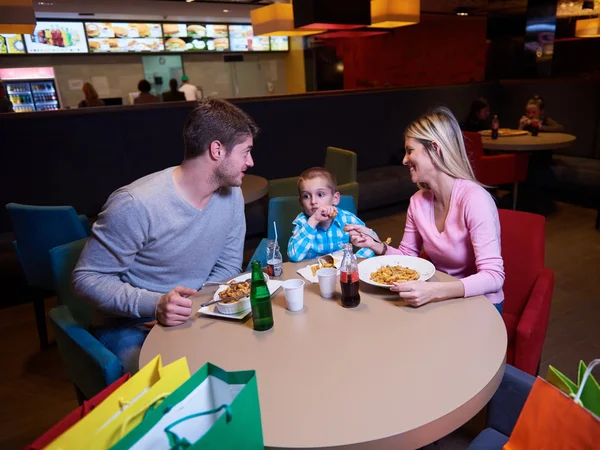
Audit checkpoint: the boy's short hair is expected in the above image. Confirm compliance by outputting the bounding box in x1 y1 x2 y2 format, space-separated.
297 167 338 195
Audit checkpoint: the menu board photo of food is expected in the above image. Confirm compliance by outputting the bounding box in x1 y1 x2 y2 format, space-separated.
0 34 26 54
24 22 88 53
228 25 269 52
270 36 289 52
162 23 229 52
85 22 164 53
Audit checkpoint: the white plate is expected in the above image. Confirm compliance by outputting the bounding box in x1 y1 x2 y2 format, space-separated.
358 255 436 288
198 304 253 321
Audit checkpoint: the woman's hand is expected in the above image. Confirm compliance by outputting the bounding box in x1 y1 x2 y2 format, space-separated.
391 281 442 306
343 224 384 254
391 280 465 307
518 116 529 129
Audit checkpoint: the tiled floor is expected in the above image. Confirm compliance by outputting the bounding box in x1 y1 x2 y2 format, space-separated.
0 201 598 449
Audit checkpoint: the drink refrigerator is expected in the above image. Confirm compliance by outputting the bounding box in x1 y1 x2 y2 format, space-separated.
0 67 62 112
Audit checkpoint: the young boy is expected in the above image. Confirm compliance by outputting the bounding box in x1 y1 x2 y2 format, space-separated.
287 167 377 262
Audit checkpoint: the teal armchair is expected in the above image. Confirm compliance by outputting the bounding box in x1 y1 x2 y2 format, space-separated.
49 239 123 403
6 203 90 349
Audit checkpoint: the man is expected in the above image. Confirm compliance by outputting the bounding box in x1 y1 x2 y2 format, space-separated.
179 75 201 101
0 81 14 113
73 98 258 373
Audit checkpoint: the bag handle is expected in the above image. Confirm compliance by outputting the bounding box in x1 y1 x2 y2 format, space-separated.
573 359 599 405
164 404 232 449
118 392 170 439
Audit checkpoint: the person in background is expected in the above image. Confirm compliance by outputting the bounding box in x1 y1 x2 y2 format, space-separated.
162 78 186 102
518 95 564 132
345 107 505 314
288 167 376 262
460 98 490 132
134 80 159 105
73 98 258 373
179 75 201 101
78 82 105 108
0 81 14 113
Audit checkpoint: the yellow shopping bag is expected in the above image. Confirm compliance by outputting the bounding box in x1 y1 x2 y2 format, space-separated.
45 355 190 450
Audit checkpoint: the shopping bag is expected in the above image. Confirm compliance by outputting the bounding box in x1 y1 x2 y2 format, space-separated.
45 355 190 450
111 363 263 450
25 374 131 450
547 360 600 417
504 359 600 450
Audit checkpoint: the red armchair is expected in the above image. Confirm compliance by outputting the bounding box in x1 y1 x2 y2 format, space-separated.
499 209 554 375
463 131 529 210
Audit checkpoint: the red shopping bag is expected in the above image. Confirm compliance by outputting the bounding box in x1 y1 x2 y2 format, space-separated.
25 374 130 450
503 362 600 450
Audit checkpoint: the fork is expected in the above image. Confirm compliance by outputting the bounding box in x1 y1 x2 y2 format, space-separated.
356 230 383 245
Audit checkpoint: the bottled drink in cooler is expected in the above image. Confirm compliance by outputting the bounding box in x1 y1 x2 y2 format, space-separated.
250 260 274 331
340 243 361 308
266 239 283 278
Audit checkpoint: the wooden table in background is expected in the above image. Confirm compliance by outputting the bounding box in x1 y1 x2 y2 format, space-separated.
480 132 576 152
241 174 268 204
140 262 507 449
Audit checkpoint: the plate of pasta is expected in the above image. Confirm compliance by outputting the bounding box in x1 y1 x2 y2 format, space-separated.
357 255 436 288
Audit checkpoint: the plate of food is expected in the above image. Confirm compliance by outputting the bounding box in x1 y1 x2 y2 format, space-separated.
479 129 528 137
198 273 283 318
357 255 436 288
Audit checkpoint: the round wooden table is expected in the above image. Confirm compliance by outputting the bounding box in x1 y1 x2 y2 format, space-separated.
480 132 576 152
241 174 268 204
140 262 507 449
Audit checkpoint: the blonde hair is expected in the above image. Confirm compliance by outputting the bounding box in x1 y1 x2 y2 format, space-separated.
82 82 99 101
297 167 338 195
405 106 479 189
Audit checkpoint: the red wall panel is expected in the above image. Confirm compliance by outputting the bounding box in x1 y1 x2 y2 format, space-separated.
326 15 487 89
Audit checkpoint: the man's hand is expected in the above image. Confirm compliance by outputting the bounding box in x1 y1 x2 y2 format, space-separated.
156 286 197 326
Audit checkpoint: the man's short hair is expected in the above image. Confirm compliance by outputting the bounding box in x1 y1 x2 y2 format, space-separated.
138 79 151 93
297 167 338 195
183 98 259 159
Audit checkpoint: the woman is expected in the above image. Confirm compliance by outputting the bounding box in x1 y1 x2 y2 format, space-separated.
518 95 564 132
345 107 505 313
162 78 186 102
78 82 105 108
460 98 490 132
134 80 158 105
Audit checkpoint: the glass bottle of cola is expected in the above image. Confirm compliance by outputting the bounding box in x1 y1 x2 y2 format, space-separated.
339 243 361 308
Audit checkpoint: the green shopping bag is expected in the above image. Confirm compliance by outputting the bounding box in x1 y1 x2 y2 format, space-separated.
547 359 600 417
110 363 263 450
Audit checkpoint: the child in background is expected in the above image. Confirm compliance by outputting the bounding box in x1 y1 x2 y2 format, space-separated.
288 167 377 262
518 95 564 132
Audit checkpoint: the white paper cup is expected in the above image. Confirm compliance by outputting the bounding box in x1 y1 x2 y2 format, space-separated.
316 268 337 299
283 279 305 311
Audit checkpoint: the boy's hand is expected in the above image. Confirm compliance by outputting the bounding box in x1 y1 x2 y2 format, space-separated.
308 206 338 227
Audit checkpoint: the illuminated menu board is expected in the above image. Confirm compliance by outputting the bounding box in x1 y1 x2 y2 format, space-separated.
0 34 26 54
270 36 289 52
85 22 164 53
3 21 289 55
162 23 229 52
229 25 270 52
24 22 89 54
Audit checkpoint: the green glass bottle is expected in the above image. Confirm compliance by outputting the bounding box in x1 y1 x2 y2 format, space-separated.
250 260 274 331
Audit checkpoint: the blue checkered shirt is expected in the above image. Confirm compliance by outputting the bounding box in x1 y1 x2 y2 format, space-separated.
287 208 376 262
